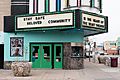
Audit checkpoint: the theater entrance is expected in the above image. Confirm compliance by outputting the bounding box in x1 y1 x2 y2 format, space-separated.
31 43 63 69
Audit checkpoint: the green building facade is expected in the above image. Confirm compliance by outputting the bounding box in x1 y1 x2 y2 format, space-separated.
3 0 108 69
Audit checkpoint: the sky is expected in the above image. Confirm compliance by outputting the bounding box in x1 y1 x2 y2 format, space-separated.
89 0 120 44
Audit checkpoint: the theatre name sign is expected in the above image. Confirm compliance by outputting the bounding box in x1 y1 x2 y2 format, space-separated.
81 11 108 30
15 12 74 31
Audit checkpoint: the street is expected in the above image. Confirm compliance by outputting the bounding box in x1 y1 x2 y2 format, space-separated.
0 59 120 80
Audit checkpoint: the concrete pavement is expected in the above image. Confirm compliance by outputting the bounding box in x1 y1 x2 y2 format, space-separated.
0 59 120 80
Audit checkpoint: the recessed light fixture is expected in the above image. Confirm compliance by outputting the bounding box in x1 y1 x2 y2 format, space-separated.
43 31 46 32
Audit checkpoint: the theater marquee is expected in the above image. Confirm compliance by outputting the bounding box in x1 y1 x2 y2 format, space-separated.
15 11 74 31
81 11 107 30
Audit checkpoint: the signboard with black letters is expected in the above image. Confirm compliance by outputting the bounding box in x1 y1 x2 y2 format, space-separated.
81 11 108 30
15 11 75 31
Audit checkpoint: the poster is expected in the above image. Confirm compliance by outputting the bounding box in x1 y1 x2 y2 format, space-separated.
10 37 24 57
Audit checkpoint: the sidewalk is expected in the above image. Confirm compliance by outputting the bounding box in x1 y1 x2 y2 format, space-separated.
0 59 120 80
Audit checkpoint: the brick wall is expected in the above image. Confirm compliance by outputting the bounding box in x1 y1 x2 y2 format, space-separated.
63 43 84 69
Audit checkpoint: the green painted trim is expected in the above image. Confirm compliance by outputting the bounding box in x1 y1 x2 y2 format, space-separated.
92 0 95 7
84 31 106 37
90 0 95 8
100 0 102 13
80 10 82 29
45 0 49 13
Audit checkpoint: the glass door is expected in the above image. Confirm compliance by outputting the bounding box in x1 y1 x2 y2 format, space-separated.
31 44 41 68
54 44 63 68
31 44 52 68
41 44 52 68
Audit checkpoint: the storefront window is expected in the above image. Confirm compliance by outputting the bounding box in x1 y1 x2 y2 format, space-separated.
71 46 83 57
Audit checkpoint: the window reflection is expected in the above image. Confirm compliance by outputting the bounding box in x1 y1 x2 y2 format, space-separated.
32 46 39 59
81 0 90 6
56 46 61 62
71 46 83 57
43 46 50 62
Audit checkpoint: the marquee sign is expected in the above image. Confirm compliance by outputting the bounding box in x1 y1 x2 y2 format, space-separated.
82 12 106 30
15 11 74 31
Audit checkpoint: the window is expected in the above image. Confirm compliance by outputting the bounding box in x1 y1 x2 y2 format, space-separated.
56 46 61 62
29 0 33 14
81 0 102 12
61 0 66 11
29 0 45 14
94 0 100 8
71 46 83 57
50 0 56 12
32 46 39 59
69 0 77 7
38 0 45 13
43 46 50 62
81 0 90 6
64 0 81 8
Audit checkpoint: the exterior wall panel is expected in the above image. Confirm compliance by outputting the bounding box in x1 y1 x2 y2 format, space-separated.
4 31 84 61
11 0 29 15
0 0 11 31
4 16 15 32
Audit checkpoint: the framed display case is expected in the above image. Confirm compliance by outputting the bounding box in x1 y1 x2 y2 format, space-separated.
10 37 24 57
